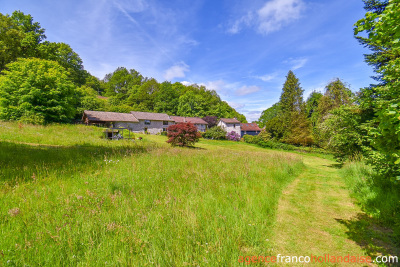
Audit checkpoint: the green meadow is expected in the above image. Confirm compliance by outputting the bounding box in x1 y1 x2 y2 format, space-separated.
0 122 304 266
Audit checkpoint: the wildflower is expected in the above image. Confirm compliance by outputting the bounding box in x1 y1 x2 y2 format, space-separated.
8 208 20 217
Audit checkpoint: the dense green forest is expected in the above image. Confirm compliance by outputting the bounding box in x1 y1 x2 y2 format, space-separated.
0 11 246 124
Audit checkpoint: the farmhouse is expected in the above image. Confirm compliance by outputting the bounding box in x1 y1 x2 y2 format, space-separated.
217 118 241 136
240 123 261 137
82 110 139 129
130 111 174 134
171 116 208 132
83 110 243 136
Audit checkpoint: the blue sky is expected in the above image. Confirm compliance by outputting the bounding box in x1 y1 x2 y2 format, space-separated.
1 0 374 121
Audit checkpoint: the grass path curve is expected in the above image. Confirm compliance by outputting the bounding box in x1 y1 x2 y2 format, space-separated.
273 155 376 266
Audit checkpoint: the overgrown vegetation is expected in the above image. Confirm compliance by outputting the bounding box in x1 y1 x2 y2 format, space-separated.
0 122 304 266
340 161 400 243
202 126 227 140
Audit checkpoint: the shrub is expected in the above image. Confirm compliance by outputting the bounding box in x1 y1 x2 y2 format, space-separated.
258 130 271 142
202 126 226 140
226 131 240 141
166 123 201 147
227 131 240 141
243 134 261 144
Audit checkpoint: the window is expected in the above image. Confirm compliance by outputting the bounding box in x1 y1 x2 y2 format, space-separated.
233 124 236 128
163 128 167 132
144 120 151 125
163 121 169 125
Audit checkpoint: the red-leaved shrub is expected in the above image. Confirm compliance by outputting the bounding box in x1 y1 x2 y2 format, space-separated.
167 123 201 147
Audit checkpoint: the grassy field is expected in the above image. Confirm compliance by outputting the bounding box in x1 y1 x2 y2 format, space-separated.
0 122 304 266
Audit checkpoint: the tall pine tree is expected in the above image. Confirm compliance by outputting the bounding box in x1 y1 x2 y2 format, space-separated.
279 70 304 115
278 70 313 145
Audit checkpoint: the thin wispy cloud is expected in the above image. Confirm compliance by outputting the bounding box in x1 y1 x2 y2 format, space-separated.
227 101 245 110
228 0 305 35
253 73 278 82
164 62 190 80
235 85 261 96
285 57 308 70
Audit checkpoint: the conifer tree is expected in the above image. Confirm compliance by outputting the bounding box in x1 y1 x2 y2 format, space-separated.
279 70 304 116
278 70 313 145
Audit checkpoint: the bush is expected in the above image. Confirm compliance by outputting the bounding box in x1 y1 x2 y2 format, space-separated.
258 130 271 142
166 123 201 147
202 126 226 140
226 131 240 141
243 134 261 144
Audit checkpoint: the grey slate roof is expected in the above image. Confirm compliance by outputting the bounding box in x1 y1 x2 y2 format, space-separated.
131 111 174 121
83 110 139 123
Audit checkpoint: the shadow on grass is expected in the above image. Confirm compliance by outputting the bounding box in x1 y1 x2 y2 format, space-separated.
0 141 152 184
324 163 343 169
336 214 400 263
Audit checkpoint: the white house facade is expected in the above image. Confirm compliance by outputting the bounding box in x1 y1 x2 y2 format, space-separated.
217 118 241 136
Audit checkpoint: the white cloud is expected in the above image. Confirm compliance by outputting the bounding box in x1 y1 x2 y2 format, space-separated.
257 0 304 34
253 72 278 82
228 0 305 35
235 85 261 96
180 81 192 86
227 12 254 34
199 80 227 92
285 57 308 70
164 62 190 80
228 101 245 110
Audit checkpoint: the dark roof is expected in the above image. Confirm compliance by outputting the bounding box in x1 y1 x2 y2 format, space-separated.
131 111 174 121
220 118 241 124
83 110 139 123
171 116 208 125
241 123 261 132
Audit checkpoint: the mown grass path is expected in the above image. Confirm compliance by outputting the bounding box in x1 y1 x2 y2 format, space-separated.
273 155 376 266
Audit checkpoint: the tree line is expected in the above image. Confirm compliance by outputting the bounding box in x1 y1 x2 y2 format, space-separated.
0 11 246 124
256 0 399 240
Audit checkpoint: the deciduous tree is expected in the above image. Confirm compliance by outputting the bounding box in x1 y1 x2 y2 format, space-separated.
0 58 76 123
167 123 201 147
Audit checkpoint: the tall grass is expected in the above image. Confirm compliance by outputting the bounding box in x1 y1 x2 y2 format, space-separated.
340 161 400 243
0 122 304 266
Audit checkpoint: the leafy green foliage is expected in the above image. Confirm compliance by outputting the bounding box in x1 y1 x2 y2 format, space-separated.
317 106 364 161
202 126 226 140
316 79 352 121
257 103 280 128
354 1 400 181
0 58 76 123
283 111 314 146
